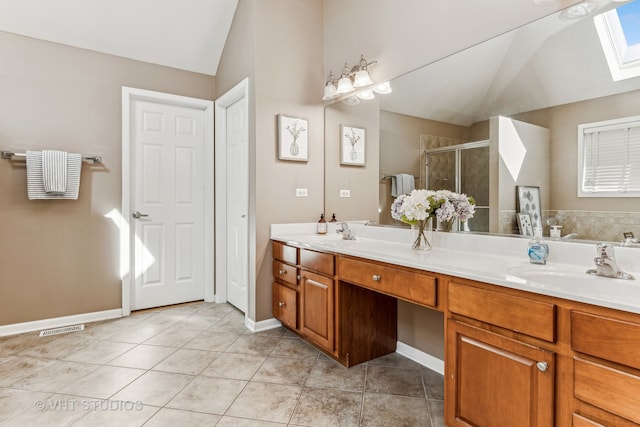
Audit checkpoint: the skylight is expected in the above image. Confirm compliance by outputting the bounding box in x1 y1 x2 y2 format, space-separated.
594 0 640 81
617 0 640 46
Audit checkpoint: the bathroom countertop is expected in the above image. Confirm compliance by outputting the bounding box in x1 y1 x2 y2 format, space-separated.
271 229 640 315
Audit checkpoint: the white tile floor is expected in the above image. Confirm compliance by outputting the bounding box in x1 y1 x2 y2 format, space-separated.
0 302 444 426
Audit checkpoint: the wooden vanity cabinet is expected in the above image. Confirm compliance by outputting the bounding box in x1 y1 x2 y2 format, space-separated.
446 280 556 427
299 249 336 353
273 238 640 425
272 241 299 330
570 310 640 426
272 242 340 357
446 320 555 427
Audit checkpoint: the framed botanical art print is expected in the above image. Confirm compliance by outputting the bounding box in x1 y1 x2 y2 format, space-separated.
516 213 534 236
516 185 542 231
277 114 308 161
340 125 366 166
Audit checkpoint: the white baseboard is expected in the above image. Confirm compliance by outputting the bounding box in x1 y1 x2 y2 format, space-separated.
246 317 282 333
0 309 123 337
396 341 444 375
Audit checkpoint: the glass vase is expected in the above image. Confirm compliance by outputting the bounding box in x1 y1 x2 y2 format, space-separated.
437 219 454 232
411 218 433 251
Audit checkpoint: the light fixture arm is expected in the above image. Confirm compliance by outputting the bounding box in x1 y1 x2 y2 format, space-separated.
351 54 377 74
323 54 384 102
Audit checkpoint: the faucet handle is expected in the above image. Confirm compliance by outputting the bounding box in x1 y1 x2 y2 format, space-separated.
597 243 614 258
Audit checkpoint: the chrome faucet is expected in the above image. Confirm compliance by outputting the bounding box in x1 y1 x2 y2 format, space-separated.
586 243 634 280
336 222 356 240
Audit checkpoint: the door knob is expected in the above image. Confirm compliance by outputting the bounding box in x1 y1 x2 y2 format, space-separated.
132 211 149 219
372 275 381 281
536 362 548 372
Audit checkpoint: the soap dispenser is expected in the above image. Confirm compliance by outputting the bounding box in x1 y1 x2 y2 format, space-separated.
528 227 549 265
329 213 337 223
317 214 327 234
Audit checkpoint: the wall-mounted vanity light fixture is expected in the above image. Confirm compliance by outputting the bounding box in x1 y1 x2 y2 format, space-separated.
323 54 392 102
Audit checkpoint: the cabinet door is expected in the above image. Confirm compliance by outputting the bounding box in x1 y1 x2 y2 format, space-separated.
301 270 334 352
446 320 554 427
272 282 297 329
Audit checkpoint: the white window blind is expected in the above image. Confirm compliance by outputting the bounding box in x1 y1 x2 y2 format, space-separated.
578 116 640 197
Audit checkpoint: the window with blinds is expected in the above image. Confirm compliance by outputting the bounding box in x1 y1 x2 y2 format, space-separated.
578 116 640 197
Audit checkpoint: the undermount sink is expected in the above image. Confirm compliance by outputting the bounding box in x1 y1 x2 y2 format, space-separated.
506 264 593 288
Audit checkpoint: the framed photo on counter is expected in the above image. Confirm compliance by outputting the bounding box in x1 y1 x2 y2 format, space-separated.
516 213 534 236
516 185 542 231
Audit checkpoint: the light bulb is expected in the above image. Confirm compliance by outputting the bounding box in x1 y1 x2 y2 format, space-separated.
353 70 373 88
357 89 375 100
322 83 337 100
372 81 392 94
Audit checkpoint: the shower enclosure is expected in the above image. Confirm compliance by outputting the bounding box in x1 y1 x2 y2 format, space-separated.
421 136 490 232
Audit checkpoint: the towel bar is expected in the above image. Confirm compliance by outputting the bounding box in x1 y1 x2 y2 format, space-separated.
1 151 102 164
381 174 419 180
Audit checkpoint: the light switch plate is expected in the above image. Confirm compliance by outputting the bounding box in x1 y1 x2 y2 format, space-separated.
340 189 351 198
296 188 308 197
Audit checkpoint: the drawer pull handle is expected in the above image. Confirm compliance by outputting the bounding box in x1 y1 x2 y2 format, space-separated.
278 302 285 307
372 275 381 281
297 275 301 280
279 270 287 275
536 362 548 372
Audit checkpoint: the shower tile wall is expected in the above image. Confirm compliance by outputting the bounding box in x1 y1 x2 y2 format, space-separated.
421 135 466 192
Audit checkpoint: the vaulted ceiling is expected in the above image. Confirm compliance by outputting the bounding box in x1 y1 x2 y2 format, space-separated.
0 0 238 75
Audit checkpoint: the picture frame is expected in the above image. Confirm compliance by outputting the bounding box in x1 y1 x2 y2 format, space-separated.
277 114 308 161
340 125 366 166
516 213 534 236
516 185 542 231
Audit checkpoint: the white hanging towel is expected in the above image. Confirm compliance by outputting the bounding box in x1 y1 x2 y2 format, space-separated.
401 173 415 194
391 173 403 197
26 150 82 200
42 150 67 194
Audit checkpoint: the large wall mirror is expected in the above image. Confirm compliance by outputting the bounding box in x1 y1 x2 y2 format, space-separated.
325 0 640 244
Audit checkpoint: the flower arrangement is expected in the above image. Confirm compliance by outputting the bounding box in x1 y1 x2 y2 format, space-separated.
286 120 306 156
391 189 476 249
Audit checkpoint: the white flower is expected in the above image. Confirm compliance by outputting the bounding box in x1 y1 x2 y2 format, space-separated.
391 188 476 226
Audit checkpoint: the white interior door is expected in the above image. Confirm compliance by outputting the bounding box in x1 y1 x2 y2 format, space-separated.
225 97 248 312
130 99 206 310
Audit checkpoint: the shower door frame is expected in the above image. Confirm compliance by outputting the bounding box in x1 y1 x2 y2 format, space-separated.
423 139 490 230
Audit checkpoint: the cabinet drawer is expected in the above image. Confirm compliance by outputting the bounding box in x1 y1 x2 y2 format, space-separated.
272 282 297 329
300 249 335 276
571 310 640 370
273 261 297 287
272 241 298 265
338 257 437 307
574 357 640 424
448 281 556 342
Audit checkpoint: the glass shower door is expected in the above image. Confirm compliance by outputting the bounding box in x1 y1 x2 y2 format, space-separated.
425 142 490 232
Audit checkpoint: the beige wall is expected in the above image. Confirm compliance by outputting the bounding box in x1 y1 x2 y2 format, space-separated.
253 0 325 321
515 89 640 213
377 110 474 225
216 0 325 321
550 91 640 212
0 31 214 326
491 116 550 233
324 100 380 222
